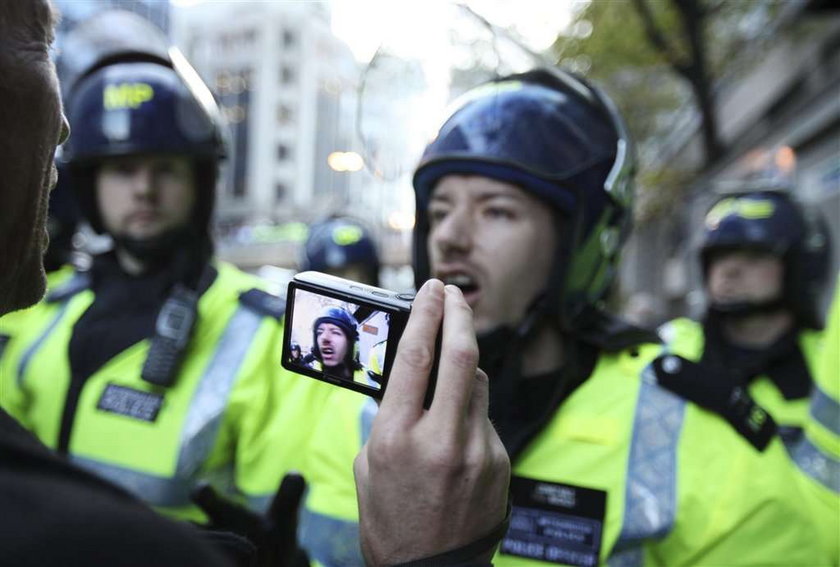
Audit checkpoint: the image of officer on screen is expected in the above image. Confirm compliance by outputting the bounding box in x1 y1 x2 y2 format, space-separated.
309 306 366 382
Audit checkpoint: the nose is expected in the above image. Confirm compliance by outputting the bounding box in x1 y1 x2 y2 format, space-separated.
430 207 472 259
58 114 71 145
129 165 157 200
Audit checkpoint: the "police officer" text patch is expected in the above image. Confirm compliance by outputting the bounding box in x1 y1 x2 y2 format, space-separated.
500 477 607 567
97 383 164 423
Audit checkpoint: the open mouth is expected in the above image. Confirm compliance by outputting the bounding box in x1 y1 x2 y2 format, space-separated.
321 347 335 357
439 272 481 304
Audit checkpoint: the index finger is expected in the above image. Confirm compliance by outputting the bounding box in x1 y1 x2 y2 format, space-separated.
379 279 444 423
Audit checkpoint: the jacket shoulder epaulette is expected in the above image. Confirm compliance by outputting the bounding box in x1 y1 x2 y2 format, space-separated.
238 288 286 320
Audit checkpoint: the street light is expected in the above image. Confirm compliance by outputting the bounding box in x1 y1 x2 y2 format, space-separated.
327 151 364 172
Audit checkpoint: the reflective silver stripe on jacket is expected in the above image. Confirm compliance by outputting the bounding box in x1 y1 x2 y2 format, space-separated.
299 508 364 567
17 271 91 386
176 305 265 477
360 397 378 446
609 366 686 566
811 385 840 436
17 302 73 387
71 455 194 508
787 434 840 493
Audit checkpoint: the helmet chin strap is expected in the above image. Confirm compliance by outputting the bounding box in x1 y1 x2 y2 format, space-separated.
708 296 788 319
114 227 191 270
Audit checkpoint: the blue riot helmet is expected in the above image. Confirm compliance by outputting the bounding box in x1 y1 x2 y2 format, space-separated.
302 217 381 286
311 306 361 371
61 12 225 242
701 189 831 328
413 68 635 335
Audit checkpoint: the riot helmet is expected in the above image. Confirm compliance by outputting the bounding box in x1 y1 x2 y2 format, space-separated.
302 217 381 286
701 189 830 328
413 68 635 336
61 13 225 266
311 306 361 372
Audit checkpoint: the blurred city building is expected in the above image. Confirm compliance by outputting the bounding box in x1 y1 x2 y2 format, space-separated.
618 0 840 321
172 2 381 269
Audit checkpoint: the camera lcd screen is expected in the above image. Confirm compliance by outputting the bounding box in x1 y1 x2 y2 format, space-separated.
285 287 394 392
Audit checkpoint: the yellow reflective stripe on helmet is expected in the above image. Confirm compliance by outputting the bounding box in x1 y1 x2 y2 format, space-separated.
331 225 364 246
705 197 777 228
103 82 155 110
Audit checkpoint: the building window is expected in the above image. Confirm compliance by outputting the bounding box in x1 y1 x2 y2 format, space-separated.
282 29 296 48
276 182 287 202
277 104 293 125
277 144 290 161
280 65 295 85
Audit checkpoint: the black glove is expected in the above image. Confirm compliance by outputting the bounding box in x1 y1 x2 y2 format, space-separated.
192 473 310 567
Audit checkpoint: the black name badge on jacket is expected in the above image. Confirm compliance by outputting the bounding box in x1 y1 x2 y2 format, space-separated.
97 383 164 423
501 476 607 567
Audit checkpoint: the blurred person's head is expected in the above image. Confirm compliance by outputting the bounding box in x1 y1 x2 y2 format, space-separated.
290 341 302 361
302 216 381 286
0 0 70 315
413 68 634 354
312 306 359 378
701 190 830 329
62 13 224 276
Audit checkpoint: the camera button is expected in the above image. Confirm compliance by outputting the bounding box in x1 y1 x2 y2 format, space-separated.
396 293 416 301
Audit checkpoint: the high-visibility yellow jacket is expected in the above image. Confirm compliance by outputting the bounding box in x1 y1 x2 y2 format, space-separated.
658 317 823 429
786 277 840 562
0 262 332 521
299 342 834 567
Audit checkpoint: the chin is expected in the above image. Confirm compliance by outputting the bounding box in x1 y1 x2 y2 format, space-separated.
0 256 46 316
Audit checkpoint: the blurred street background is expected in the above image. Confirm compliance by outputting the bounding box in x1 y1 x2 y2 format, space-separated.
54 0 840 322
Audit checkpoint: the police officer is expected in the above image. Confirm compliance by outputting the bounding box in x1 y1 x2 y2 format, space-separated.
0 21 330 523
659 189 830 434
298 69 832 566
301 216 381 286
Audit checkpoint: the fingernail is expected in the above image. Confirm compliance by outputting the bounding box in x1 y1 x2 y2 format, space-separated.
444 284 462 296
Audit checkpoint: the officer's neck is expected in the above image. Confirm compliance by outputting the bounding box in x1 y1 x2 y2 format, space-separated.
522 324 564 378
721 310 794 349
115 248 148 276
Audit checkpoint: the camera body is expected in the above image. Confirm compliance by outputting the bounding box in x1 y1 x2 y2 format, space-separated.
283 271 425 401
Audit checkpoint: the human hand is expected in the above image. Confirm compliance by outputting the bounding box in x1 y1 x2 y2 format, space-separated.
354 280 510 566
192 473 310 567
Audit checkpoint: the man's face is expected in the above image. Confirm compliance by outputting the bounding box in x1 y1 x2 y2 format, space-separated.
0 0 70 315
96 156 195 241
707 249 785 306
316 322 349 367
427 175 556 335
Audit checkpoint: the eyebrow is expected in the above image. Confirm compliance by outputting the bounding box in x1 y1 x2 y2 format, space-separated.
26 0 57 45
430 190 524 205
